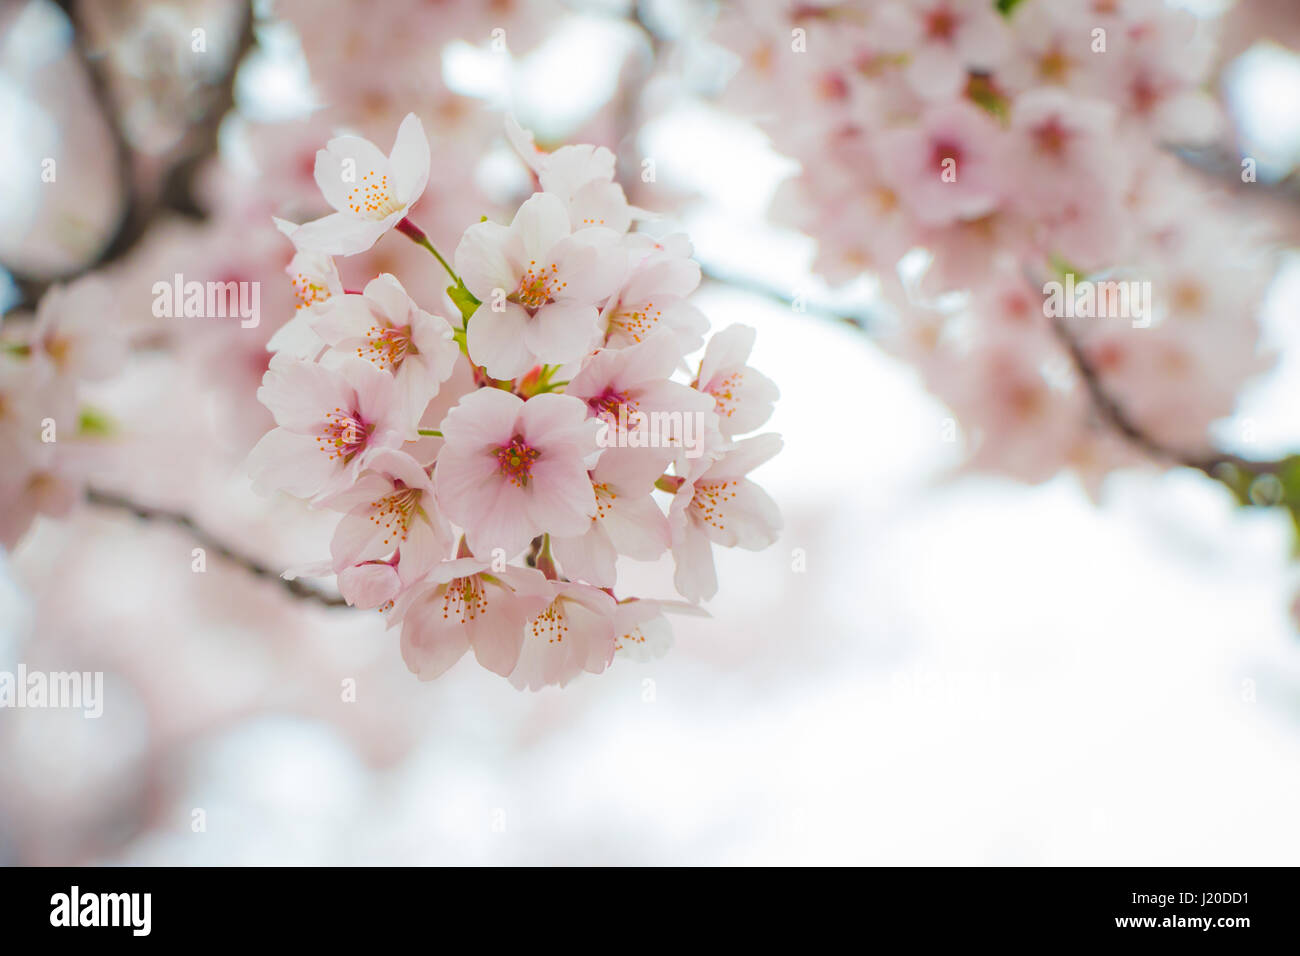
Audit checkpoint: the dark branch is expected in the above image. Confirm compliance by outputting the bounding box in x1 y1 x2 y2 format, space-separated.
1047 312 1289 493
9 0 257 306
86 488 350 609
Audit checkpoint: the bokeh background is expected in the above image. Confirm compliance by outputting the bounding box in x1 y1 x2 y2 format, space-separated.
2 0 1300 865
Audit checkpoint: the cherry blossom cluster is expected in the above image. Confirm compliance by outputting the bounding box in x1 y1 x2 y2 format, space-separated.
714 0 1279 492
250 114 782 689
0 279 126 547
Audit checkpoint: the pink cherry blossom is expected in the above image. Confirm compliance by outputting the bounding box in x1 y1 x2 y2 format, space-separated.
876 99 1006 227
433 388 603 559
247 355 415 500
454 192 624 378
613 597 709 663
877 0 1011 101
550 445 670 587
567 331 718 464
508 580 618 691
280 113 430 256
310 273 459 417
505 116 635 232
30 277 127 383
669 433 784 603
395 557 552 680
693 324 779 438
318 448 452 585
600 234 708 352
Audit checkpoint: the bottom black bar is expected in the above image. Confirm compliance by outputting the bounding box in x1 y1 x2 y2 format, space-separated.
0 866 1289 942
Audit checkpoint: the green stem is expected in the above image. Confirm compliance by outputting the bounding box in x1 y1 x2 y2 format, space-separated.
396 217 459 285
417 429 442 437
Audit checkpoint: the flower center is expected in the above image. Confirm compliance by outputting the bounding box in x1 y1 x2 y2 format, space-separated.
292 273 331 309
703 371 743 420
317 407 373 462
587 387 632 419
1031 117 1070 157
495 434 540 487
924 7 957 43
607 299 661 344
441 575 488 624
593 481 616 522
371 484 421 547
359 325 413 371
689 479 739 533
511 260 566 311
930 138 963 174
346 169 402 220
529 599 570 644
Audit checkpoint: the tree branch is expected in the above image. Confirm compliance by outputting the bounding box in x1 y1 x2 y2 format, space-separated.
8 0 257 306
1047 312 1293 500
86 488 350 609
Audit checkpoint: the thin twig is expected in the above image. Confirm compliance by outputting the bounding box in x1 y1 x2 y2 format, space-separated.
699 265 873 332
1047 312 1288 489
86 488 350 608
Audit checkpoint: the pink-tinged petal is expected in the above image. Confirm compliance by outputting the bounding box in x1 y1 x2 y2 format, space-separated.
339 564 401 609
337 358 399 433
552 524 618 587
470 619 526 677
323 133 390 185
439 387 522 448
330 509 391 571
454 220 521 302
671 522 718 603
568 179 631 233
362 272 414 320
905 43 966 101
708 432 784 479
699 324 756 386
466 568 550 675
318 470 392 513
593 444 666 493
504 114 545 174
513 192 572 260
526 456 598 538
312 148 353 212
537 143 617 198
289 212 392 256
247 428 338 498
516 392 593 448
368 448 433 493
694 478 782 550
266 307 327 360
257 355 348 432
524 299 600 367
552 228 625 302
401 589 471 680
435 446 508 537
602 492 670 559
409 310 458 382
509 584 616 690
309 293 374 346
397 515 446 584
467 301 534 379
463 484 536 559
389 113 430 204
720 367 779 436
